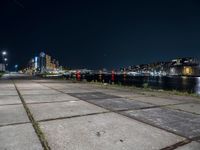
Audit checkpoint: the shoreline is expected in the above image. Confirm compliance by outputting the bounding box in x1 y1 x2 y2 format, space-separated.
83 80 200 100
37 74 200 99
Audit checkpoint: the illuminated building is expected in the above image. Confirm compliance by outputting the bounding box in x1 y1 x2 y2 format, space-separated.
183 66 193 75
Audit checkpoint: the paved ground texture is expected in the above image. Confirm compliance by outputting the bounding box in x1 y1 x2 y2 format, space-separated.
1 73 200 150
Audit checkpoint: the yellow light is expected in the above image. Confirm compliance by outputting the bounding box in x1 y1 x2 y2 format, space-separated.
183 67 192 75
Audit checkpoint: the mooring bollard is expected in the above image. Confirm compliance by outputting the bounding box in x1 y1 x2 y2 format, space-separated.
76 70 81 81
111 70 115 84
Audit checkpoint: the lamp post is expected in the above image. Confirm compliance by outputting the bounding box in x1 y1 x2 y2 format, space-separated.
2 51 7 56
1 51 7 71
4 58 8 71
15 64 18 72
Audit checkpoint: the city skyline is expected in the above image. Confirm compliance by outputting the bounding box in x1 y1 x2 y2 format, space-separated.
1 0 200 70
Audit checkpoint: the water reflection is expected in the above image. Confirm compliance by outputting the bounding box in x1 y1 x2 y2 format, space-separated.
85 74 200 95
181 76 188 86
195 77 200 95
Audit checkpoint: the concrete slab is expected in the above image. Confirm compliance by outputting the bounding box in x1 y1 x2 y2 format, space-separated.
39 84 79 90
160 95 200 103
60 89 96 93
34 80 72 83
86 98 153 111
17 86 51 90
16 83 50 90
40 112 185 150
0 84 15 89
130 96 186 106
0 89 18 96
19 89 61 95
175 141 200 150
168 103 200 115
95 90 145 98
0 95 21 105
23 94 79 103
0 105 29 126
0 86 16 90
122 108 200 138
68 92 120 100
28 101 108 121
40 83 82 88
0 123 43 150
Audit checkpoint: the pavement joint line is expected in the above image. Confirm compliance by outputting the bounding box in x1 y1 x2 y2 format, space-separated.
0 121 30 128
38 111 110 123
13 80 51 150
125 100 200 115
0 94 18 96
36 82 120 112
19 93 62 96
160 139 191 150
118 110 191 140
25 100 80 105
160 135 200 150
64 89 120 99
0 103 22 106
37 81 189 140
116 105 164 112
17 89 53 91
164 107 200 115
111 103 199 113
83 100 161 111
0 94 20 97
128 97 196 106
153 102 197 109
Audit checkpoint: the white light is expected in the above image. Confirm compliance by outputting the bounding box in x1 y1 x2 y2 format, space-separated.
35 57 38 68
196 77 200 95
4 58 7 61
15 65 18 68
2 51 7 55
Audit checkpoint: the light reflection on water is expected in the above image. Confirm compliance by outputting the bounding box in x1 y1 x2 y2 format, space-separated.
85 74 200 95
127 76 200 95
195 77 200 95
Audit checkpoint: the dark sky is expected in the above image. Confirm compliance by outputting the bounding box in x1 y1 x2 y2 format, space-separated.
1 0 200 70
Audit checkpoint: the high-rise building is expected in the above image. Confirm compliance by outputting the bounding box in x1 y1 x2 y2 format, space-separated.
39 52 46 73
45 54 52 70
25 52 60 73
0 64 5 71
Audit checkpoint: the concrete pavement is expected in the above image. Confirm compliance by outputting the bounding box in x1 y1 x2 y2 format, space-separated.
0 73 200 150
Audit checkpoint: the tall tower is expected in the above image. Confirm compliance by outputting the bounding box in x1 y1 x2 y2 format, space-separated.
39 52 46 73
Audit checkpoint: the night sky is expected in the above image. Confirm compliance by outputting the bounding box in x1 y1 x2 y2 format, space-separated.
1 0 200 70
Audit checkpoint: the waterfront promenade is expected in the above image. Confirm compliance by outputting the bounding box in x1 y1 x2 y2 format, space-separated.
1 73 200 150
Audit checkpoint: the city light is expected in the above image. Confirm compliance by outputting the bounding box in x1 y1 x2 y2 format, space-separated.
4 58 7 61
15 64 18 68
2 51 7 56
34 56 38 69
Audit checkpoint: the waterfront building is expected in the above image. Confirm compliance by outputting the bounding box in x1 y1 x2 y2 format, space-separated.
39 52 46 73
0 63 5 71
23 51 61 74
39 52 60 72
124 57 200 77
168 57 200 76
45 54 52 70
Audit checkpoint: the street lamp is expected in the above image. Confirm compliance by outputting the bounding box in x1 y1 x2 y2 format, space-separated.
1 50 8 71
15 64 18 72
2 51 7 56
